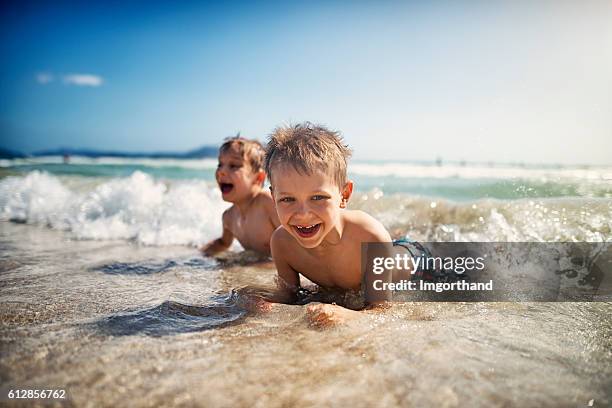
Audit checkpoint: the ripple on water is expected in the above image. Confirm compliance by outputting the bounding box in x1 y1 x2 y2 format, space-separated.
90 257 217 276
94 295 246 337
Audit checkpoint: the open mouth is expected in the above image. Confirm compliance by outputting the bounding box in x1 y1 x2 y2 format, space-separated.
219 183 234 194
292 224 321 238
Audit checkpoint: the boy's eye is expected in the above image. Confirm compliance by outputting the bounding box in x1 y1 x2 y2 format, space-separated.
279 197 294 203
312 195 329 201
216 163 242 171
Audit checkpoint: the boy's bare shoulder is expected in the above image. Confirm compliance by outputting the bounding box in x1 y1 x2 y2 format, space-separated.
271 226 293 247
253 189 275 207
271 227 303 257
222 205 237 223
254 190 280 226
344 210 391 242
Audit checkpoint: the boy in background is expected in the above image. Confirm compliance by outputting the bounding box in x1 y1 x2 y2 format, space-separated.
202 136 280 256
265 123 392 326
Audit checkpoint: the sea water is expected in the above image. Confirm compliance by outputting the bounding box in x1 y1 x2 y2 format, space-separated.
0 158 610 406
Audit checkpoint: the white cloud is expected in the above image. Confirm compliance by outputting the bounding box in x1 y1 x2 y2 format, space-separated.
36 72 54 84
63 74 104 87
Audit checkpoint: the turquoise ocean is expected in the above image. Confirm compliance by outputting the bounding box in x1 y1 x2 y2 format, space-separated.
1 156 610 244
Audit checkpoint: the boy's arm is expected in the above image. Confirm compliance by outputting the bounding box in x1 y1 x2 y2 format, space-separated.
201 210 234 256
270 228 300 303
358 212 394 306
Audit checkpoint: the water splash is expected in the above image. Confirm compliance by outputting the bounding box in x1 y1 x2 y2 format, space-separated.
0 171 228 245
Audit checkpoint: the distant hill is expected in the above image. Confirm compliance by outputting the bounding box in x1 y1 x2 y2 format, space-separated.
29 145 219 159
0 148 26 159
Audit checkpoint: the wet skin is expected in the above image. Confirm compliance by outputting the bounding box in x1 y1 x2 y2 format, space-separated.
270 166 391 296
201 147 279 256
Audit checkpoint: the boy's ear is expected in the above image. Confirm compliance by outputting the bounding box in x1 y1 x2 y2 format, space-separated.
255 170 266 186
340 180 354 208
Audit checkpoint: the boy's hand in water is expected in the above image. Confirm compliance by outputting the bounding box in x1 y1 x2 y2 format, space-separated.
200 239 230 257
234 288 278 314
243 295 274 313
306 303 362 328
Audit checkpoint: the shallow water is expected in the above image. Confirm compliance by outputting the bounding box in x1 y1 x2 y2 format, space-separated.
1 222 611 407
1 164 611 406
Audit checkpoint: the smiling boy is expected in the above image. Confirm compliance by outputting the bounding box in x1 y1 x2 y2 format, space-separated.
265 123 392 325
201 136 280 256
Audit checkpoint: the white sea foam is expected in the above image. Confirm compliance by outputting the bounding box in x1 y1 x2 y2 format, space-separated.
1 170 609 245
349 162 612 182
0 171 229 245
351 192 611 242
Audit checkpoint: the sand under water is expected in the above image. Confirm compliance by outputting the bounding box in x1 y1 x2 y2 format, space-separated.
1 163 611 406
1 221 611 407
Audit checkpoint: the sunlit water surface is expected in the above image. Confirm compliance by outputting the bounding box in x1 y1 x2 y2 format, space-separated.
0 164 611 406
1 223 610 407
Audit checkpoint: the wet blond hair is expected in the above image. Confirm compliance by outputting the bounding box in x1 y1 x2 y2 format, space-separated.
265 122 352 189
220 134 265 174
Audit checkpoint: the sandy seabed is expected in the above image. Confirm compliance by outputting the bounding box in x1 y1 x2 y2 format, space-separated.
1 222 611 408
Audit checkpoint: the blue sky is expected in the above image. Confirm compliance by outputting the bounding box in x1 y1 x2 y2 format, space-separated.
1 0 611 165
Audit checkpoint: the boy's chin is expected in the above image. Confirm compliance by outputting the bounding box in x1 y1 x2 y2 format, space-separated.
221 194 236 203
291 230 326 249
220 192 235 202
221 190 251 204
296 240 321 249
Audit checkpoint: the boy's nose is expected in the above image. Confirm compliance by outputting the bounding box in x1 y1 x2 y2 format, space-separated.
294 202 311 218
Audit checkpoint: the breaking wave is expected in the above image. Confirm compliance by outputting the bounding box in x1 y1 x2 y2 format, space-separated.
0 170 610 245
0 171 228 245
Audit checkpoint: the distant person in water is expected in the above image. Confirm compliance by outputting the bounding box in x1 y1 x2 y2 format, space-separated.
201 136 280 256
265 123 392 326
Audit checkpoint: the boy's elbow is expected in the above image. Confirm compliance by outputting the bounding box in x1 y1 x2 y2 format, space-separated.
201 238 229 256
200 243 217 256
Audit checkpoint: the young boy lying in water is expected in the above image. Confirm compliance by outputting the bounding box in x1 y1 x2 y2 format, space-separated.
265 123 393 326
201 136 280 257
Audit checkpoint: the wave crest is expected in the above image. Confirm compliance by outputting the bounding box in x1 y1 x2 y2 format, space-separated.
0 171 228 245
